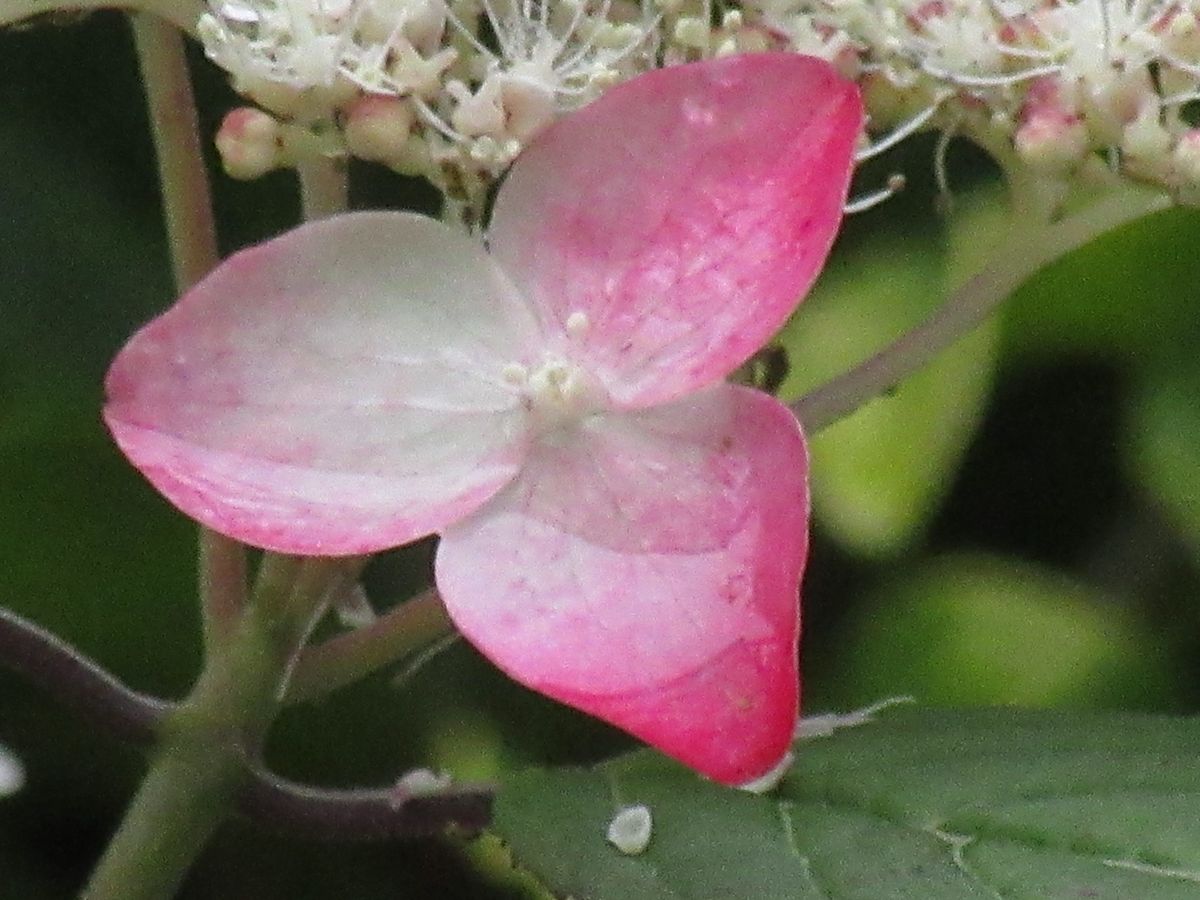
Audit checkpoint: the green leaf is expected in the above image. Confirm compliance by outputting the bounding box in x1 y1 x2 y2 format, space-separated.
779 225 996 558
493 708 1200 899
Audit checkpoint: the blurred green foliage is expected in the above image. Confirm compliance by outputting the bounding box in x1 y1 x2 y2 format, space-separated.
1 14 1200 899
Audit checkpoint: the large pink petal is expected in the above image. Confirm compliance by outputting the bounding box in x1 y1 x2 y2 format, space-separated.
488 53 863 408
105 212 543 556
435 385 808 784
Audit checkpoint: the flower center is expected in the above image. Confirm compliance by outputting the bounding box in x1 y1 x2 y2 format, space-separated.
502 310 602 434
504 356 601 431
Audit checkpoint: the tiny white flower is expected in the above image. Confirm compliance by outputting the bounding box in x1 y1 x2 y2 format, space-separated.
423 0 656 171
758 1 1200 202
198 0 455 120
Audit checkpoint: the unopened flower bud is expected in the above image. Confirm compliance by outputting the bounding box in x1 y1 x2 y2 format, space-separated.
344 96 416 164
500 70 558 142
1120 103 1172 178
1014 77 1089 173
714 37 739 57
1174 130 1200 182
673 16 711 50
215 107 283 180
1171 130 1200 205
1164 7 1200 59
1014 111 1089 173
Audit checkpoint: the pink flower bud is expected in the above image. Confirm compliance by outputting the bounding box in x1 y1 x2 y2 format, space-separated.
1172 129 1200 192
343 96 416 164
215 107 283 181
1014 77 1088 173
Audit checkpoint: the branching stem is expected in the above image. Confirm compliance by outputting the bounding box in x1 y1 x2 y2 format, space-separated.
238 763 495 841
0 607 170 746
297 154 350 220
286 588 453 705
793 189 1171 432
0 605 494 843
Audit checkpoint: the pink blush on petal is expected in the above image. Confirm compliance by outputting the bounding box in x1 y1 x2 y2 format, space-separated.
437 386 809 784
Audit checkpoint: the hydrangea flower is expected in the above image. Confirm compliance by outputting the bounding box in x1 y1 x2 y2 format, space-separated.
103 53 862 784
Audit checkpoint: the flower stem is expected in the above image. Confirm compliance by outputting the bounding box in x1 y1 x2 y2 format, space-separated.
132 14 217 291
79 19 269 898
285 588 453 704
132 12 248 650
81 557 354 900
296 154 349 219
792 188 1170 432
197 530 247 651
0 607 170 746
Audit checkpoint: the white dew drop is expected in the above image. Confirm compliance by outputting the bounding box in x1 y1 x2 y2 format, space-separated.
606 804 653 855
391 767 453 806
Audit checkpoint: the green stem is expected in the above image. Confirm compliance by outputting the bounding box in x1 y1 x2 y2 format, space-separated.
81 557 353 900
792 188 1170 432
132 14 217 291
132 13 248 650
80 20 269 898
197 530 247 652
285 588 453 705
1 0 202 34
296 154 349 220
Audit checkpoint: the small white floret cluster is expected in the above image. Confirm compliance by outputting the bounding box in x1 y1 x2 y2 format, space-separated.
202 0 658 199
202 0 1200 208
737 0 1200 204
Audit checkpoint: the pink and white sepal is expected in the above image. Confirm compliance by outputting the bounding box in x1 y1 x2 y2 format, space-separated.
103 54 863 785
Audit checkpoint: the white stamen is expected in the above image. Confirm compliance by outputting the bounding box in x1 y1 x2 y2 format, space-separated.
856 94 950 164
566 310 590 337
844 173 906 214
502 362 529 385
508 353 602 432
